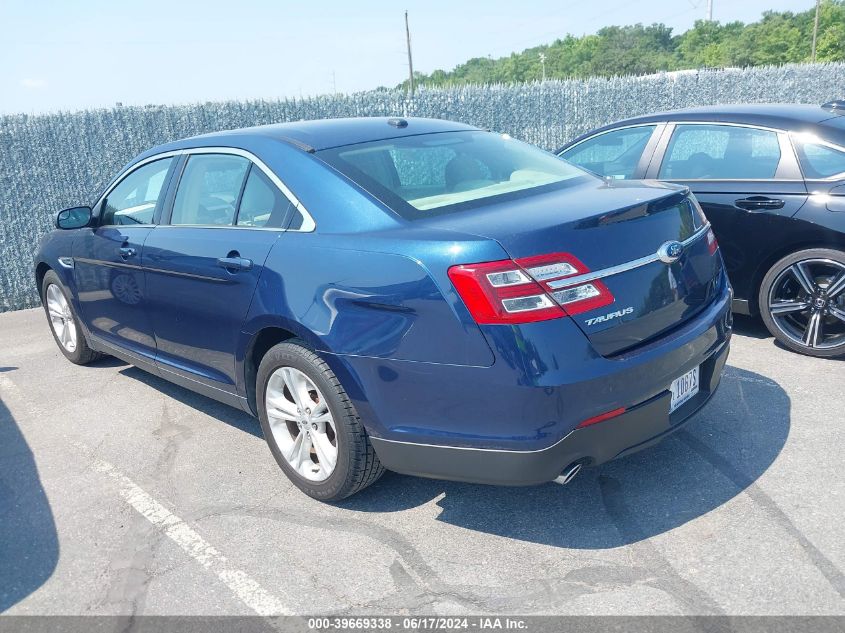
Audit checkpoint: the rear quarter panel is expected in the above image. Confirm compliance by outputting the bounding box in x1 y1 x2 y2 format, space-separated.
240 230 505 367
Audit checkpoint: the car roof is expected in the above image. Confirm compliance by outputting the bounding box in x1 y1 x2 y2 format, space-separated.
175 116 480 153
559 104 845 153
596 104 844 130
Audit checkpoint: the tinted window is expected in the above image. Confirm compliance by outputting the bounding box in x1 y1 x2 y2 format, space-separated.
390 146 492 190
560 125 656 179
171 154 250 226
102 158 173 225
236 167 292 228
659 124 781 180
318 131 589 219
794 138 845 179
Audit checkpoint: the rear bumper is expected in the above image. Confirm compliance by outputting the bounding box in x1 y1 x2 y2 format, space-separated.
370 340 729 486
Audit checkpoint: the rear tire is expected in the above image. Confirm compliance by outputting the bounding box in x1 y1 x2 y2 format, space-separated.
41 270 102 365
256 339 384 500
758 248 845 358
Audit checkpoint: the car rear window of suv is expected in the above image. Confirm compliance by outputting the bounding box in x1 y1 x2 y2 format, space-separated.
317 131 590 219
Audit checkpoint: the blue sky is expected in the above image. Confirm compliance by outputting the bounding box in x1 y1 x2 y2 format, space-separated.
1 0 816 114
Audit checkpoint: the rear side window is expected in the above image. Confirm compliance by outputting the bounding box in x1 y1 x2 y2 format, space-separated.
659 124 781 180
793 137 845 179
101 158 173 226
560 125 656 180
236 167 292 228
171 154 250 226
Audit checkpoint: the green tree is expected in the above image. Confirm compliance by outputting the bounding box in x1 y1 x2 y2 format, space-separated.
399 1 845 89
816 0 845 61
676 20 745 68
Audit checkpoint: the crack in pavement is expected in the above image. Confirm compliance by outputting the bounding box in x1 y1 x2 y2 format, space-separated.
679 431 845 600
597 474 727 616
185 502 677 615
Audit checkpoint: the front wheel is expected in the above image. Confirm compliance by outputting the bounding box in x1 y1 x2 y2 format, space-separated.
41 270 102 365
256 339 384 500
758 248 845 358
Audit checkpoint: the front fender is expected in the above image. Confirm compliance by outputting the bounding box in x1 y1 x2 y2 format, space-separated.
34 230 78 298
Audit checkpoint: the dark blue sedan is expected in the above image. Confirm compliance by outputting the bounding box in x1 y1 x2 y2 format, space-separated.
34 117 731 500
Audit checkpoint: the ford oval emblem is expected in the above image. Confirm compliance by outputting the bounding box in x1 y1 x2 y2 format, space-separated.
657 241 684 264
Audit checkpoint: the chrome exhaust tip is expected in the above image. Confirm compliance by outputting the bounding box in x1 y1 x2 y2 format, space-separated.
554 462 582 485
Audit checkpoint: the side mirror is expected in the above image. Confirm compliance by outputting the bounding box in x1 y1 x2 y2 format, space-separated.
56 206 92 230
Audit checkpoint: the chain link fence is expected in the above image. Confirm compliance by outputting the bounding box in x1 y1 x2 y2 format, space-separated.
2 62 844 312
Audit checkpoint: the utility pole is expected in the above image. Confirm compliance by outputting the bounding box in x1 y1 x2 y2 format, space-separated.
706 0 713 21
539 53 547 82
405 10 415 98
332 70 337 95
812 0 821 62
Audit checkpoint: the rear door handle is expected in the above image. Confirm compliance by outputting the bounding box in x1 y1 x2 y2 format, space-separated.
217 256 253 272
119 247 136 259
735 196 785 211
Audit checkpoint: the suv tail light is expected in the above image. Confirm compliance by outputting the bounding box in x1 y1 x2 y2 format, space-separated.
448 253 614 325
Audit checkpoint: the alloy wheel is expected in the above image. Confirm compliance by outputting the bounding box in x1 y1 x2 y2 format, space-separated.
767 258 845 351
265 366 338 482
45 283 78 353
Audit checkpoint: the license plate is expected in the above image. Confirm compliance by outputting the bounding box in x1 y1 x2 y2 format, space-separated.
669 366 700 413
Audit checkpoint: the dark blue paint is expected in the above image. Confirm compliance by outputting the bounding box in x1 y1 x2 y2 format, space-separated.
331 284 729 450
142 227 280 388
74 226 157 359
35 117 731 459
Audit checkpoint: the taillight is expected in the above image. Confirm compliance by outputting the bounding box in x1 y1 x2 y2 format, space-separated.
706 228 718 255
447 260 565 324
448 252 615 325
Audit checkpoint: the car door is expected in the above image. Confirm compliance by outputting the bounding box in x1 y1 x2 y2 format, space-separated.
647 122 808 306
142 150 294 396
73 156 177 362
558 124 664 180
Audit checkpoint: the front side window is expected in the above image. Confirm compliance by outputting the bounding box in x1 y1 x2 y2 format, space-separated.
318 130 590 219
171 154 250 226
793 136 845 179
659 124 781 180
560 125 656 180
236 167 292 228
101 158 173 226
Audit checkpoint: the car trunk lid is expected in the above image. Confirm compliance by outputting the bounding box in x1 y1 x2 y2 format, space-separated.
427 179 723 356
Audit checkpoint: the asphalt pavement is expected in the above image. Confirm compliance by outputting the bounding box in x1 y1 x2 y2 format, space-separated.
1 307 843 616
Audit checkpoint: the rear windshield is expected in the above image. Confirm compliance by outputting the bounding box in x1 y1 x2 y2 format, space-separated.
317 130 591 219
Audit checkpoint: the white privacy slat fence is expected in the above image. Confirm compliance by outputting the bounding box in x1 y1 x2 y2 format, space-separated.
2 62 844 311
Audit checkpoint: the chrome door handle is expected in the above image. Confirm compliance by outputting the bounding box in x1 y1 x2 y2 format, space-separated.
119 247 137 258
734 196 784 211
217 256 253 272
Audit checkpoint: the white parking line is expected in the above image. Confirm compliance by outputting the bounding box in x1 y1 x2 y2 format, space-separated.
88 455 293 616
1 372 292 616
0 373 34 414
